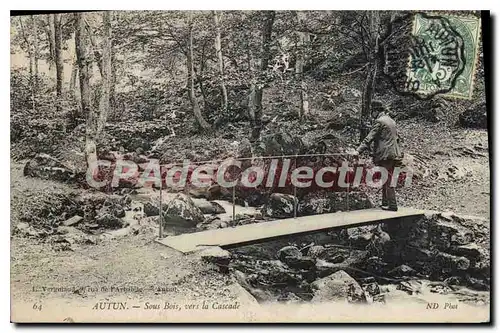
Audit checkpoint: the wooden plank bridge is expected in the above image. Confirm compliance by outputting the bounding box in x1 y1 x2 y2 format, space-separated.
156 207 425 253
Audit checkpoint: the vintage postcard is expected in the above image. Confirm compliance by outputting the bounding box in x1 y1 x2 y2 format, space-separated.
10 10 490 323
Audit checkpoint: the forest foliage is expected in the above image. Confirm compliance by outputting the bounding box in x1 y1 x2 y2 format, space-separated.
10 11 486 163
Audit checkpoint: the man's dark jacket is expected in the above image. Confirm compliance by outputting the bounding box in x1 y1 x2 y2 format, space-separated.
357 113 403 164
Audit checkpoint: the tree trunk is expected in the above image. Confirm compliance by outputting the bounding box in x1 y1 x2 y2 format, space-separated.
47 15 56 71
248 83 256 122
85 20 103 77
30 16 39 110
18 17 35 111
54 14 64 113
31 16 39 84
360 62 378 139
187 16 211 131
110 48 117 118
295 11 310 118
359 11 380 141
97 11 112 134
69 53 80 124
212 11 228 111
75 12 97 167
69 54 78 93
250 10 275 142
245 28 256 121
110 12 117 118
196 42 208 107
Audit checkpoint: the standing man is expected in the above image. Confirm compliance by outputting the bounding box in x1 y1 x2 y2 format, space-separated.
356 101 403 211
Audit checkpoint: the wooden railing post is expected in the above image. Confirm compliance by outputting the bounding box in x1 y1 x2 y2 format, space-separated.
159 179 163 239
293 156 297 219
232 185 236 222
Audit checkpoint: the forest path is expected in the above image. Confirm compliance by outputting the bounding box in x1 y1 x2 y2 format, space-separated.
11 225 244 306
10 161 244 307
389 123 490 218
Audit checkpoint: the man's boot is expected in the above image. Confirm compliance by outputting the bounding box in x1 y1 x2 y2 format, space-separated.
382 186 398 211
381 184 388 208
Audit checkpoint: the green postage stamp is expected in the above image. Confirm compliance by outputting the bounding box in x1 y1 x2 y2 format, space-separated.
406 13 482 99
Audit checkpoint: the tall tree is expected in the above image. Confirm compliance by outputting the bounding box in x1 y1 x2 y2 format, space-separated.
74 12 97 166
250 10 275 141
98 11 112 133
69 54 78 93
18 17 35 111
54 14 64 113
212 11 228 111
295 11 310 118
85 19 103 77
69 52 80 124
187 14 211 131
47 15 56 70
110 12 117 117
359 11 380 141
110 48 117 117
31 16 39 82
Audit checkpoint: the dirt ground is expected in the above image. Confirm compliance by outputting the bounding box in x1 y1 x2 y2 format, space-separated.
10 124 490 317
11 232 242 303
387 122 490 218
10 162 247 307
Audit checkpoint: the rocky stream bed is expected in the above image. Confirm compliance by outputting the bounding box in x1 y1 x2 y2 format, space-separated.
13 180 490 308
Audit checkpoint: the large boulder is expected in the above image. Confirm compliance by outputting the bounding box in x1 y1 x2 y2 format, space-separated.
23 153 76 182
144 195 220 222
162 194 205 228
315 259 341 277
282 256 316 270
314 248 370 278
307 245 326 259
98 198 126 218
197 217 230 231
382 212 490 287
388 265 417 278
55 225 97 245
200 247 232 273
311 270 366 303
91 197 128 229
298 191 373 216
14 222 45 238
344 225 377 248
236 188 266 207
277 246 302 262
449 242 490 272
204 184 237 202
192 199 226 215
276 245 315 270
255 132 306 157
262 193 297 218
95 213 125 229
459 102 487 129
237 132 305 161
359 277 381 300
406 214 476 250
143 201 160 216
434 252 470 272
